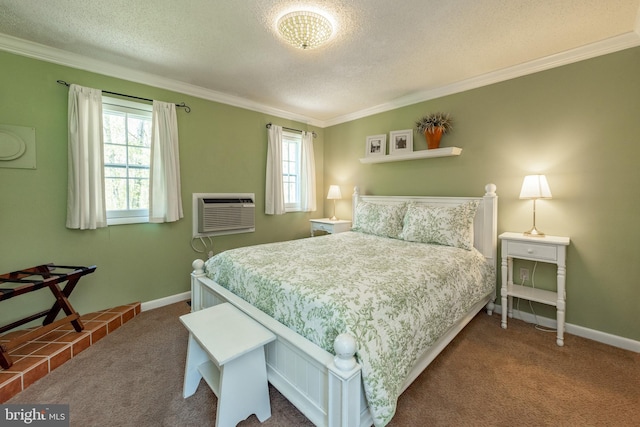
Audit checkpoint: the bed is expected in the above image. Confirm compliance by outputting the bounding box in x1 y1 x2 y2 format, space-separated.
190 184 498 427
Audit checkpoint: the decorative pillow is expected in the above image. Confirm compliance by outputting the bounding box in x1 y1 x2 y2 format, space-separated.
352 201 407 239
400 200 479 250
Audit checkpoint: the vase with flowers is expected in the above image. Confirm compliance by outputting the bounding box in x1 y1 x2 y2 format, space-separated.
415 112 453 149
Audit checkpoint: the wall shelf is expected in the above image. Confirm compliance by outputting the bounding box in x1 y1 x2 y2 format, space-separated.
359 147 462 164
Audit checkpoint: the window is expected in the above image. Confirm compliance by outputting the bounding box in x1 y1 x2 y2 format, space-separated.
102 97 152 225
282 131 302 211
265 125 315 215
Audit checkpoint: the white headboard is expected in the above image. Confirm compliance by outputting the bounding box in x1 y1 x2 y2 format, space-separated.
352 184 498 264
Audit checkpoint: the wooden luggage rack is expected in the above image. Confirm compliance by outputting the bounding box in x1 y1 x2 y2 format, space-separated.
0 263 96 369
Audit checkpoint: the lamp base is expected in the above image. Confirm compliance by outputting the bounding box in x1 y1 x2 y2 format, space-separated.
523 226 545 237
330 200 338 221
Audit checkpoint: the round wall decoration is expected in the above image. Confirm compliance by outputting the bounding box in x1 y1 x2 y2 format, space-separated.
0 130 27 161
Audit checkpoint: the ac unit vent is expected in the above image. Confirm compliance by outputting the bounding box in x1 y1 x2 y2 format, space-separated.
197 196 255 234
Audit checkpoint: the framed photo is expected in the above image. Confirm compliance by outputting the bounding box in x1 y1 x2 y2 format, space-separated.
389 129 413 155
365 134 386 157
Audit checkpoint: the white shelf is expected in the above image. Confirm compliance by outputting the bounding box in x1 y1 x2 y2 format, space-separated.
359 147 462 164
509 284 557 306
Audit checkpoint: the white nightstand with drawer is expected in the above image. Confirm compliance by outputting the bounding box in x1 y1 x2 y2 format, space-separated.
499 232 571 346
310 219 352 236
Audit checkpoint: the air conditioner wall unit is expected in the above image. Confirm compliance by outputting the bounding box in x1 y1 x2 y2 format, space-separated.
192 193 255 238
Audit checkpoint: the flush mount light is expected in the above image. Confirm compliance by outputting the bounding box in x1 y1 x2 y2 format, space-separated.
277 11 333 50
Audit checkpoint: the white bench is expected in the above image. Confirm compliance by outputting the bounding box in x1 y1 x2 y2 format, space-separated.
180 302 276 426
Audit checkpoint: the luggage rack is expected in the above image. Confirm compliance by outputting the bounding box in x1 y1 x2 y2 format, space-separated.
0 263 96 369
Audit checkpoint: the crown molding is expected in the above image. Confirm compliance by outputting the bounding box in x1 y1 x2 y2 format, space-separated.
0 33 323 128
322 31 640 127
2 30 639 130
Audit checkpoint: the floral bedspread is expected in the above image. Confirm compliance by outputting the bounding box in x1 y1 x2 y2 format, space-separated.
204 231 495 426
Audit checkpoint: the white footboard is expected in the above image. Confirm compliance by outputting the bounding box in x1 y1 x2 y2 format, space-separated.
191 260 372 427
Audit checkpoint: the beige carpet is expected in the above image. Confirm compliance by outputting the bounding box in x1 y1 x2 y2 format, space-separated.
8 301 639 426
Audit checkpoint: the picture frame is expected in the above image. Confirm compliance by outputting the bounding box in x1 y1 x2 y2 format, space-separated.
365 134 387 157
389 129 413 155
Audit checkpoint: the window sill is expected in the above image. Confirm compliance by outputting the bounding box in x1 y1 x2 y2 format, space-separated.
107 217 148 226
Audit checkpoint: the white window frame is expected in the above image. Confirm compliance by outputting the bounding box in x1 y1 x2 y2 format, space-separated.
102 96 152 225
282 131 302 212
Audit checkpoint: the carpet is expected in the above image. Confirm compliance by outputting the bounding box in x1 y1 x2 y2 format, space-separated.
8 301 639 426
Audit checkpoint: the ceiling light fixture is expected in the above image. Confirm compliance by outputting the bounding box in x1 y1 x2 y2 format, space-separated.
277 11 333 50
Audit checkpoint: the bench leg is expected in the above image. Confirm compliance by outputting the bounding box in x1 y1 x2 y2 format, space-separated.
217 348 271 426
183 335 208 398
0 347 12 369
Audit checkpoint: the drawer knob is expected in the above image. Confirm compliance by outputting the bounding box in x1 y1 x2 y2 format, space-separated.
527 248 534 254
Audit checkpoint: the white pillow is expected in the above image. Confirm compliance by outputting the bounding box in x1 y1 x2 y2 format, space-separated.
352 201 407 239
400 201 479 250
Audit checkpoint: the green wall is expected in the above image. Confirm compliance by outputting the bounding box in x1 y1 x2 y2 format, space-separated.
324 47 640 341
1 45 638 343
0 51 323 326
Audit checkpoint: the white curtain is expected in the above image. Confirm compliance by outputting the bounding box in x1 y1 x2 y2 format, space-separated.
300 131 316 212
66 84 107 230
265 124 285 215
149 100 183 223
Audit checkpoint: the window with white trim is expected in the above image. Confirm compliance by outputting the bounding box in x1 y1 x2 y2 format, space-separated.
102 97 152 225
282 131 302 212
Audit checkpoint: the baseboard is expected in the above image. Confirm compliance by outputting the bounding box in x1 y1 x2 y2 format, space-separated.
141 291 191 312
139 296 639 353
494 305 640 353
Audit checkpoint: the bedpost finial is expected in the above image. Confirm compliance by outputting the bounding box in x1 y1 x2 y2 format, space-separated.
192 259 205 275
485 183 497 196
334 333 358 371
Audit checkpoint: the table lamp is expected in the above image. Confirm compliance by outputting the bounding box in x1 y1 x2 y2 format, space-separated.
327 185 342 220
519 175 552 237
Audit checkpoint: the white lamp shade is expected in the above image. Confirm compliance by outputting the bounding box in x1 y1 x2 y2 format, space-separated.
519 175 552 199
327 185 342 200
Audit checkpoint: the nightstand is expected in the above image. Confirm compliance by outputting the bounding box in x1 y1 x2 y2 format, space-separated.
309 219 352 236
499 232 571 346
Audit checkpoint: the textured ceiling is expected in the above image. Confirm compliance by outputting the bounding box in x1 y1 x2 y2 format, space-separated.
1 0 639 126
